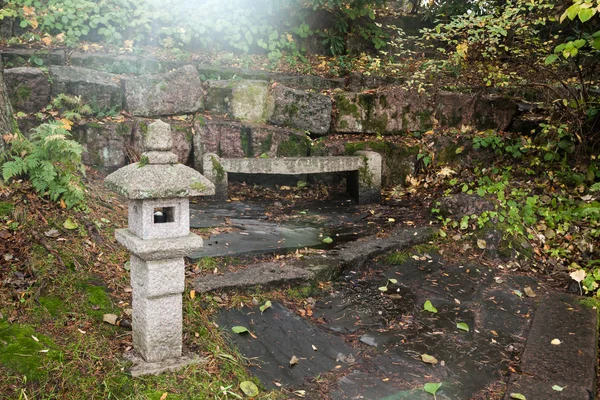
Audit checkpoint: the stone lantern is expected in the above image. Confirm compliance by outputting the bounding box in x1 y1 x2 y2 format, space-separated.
105 120 214 374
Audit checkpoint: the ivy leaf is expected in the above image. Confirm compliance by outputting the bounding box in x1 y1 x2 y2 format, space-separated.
544 54 558 65
240 381 259 397
423 382 442 395
259 300 272 314
424 300 438 313
231 326 249 334
457 322 470 332
578 7 595 23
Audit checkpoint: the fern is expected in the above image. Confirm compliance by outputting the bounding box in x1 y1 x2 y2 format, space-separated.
1 121 86 208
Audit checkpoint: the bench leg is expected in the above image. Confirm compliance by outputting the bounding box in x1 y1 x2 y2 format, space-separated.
354 151 382 204
202 153 228 201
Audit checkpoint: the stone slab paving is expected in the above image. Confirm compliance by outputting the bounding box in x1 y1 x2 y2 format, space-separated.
217 302 357 388
504 292 598 400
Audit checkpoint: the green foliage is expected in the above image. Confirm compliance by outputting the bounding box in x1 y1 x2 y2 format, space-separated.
51 94 92 121
1 121 86 208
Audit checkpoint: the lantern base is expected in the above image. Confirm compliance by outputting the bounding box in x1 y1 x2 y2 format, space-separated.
125 350 206 377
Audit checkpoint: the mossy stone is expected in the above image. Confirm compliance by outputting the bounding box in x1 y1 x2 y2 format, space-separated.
278 135 309 157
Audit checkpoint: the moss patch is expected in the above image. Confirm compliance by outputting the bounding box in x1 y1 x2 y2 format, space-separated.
83 284 115 320
0 321 60 381
0 201 14 217
240 126 253 157
278 135 309 157
38 296 65 318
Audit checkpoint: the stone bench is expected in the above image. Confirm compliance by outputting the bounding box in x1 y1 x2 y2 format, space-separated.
202 151 382 204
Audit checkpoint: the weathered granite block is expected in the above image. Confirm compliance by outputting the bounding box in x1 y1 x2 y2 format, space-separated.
50 65 122 111
4 67 51 112
333 88 433 134
435 91 518 131
122 65 204 117
231 80 269 122
192 119 307 170
204 80 234 114
132 118 193 165
128 198 189 240
70 52 162 75
70 121 133 172
132 292 183 362
131 255 185 299
0 49 66 67
267 85 332 134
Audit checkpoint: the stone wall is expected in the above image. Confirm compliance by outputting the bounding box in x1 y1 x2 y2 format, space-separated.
1 48 525 183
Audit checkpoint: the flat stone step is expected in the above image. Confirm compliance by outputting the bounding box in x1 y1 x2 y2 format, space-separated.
195 262 314 293
504 293 598 400
194 226 434 293
335 226 435 269
188 219 323 260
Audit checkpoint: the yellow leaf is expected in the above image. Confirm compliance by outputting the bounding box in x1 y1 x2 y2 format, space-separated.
60 118 74 131
286 34 294 42
41 36 52 46
190 290 196 299
160 393 168 400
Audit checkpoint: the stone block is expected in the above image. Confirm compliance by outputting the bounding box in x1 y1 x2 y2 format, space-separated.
144 120 172 151
130 255 185 298
204 80 234 114
122 65 204 117
192 119 307 170
267 85 332 134
128 198 189 240
70 52 162 75
0 49 66 68
231 80 269 122
271 74 343 90
115 229 204 261
132 292 182 362
4 67 51 112
333 88 433 134
70 120 133 172
50 65 123 112
435 91 518 131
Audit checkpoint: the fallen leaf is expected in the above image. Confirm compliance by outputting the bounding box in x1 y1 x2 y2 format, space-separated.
423 300 438 313
551 338 561 345
477 239 487 249
523 287 536 297
457 322 470 332
63 217 78 230
509 394 526 400
260 300 272 314
322 237 333 244
44 229 60 238
31 335 39 342
190 290 196 300
552 385 565 392
312 344 318 351
240 381 259 397
293 390 305 398
421 354 438 364
232 326 249 334
513 290 523 299
160 393 168 400
424 382 442 395
103 314 118 325
289 355 299 366
570 269 586 283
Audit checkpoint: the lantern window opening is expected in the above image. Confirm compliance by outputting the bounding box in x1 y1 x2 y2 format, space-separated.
154 207 175 224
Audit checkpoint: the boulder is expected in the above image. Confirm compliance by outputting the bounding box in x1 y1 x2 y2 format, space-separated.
71 120 134 172
435 91 518 131
50 65 122 112
122 65 203 117
267 85 332 135
4 67 51 112
192 118 308 171
334 88 433 134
